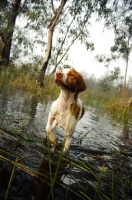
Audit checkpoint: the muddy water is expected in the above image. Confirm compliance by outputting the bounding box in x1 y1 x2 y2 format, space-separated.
0 89 132 200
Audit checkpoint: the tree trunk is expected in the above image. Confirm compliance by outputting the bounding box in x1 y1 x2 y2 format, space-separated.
37 0 67 87
124 36 130 89
0 0 21 66
124 50 129 89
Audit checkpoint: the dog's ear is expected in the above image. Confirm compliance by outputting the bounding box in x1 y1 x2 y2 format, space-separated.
75 74 87 93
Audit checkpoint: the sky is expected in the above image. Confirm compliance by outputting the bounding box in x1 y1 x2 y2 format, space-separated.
67 21 132 81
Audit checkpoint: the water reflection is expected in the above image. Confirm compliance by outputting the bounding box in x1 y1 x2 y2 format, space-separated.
0 89 130 150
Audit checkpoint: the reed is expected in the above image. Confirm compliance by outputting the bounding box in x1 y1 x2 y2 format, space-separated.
0 140 131 200
4 159 17 200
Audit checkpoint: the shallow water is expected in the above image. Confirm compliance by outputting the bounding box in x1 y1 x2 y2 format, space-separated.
0 89 128 149
0 89 132 200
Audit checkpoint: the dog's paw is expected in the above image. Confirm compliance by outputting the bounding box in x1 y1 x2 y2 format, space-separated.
63 146 69 154
48 131 58 145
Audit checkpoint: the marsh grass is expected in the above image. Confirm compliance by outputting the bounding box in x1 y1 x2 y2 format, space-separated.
83 87 132 133
0 65 60 101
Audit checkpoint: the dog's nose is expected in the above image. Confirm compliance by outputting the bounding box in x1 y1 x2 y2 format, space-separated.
56 72 63 78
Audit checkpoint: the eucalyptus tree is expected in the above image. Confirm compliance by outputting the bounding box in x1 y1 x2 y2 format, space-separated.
95 0 132 88
110 15 132 88
0 0 49 66
109 0 132 88
0 0 22 65
37 0 114 87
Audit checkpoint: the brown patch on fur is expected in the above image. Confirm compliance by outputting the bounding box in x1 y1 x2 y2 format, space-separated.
70 100 80 120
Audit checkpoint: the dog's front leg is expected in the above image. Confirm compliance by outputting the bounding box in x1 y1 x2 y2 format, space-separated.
63 135 72 152
63 117 76 152
63 125 75 152
46 112 58 146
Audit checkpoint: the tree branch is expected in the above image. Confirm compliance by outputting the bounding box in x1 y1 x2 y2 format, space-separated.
51 0 56 15
18 0 27 13
48 0 67 29
51 32 81 75
54 17 75 69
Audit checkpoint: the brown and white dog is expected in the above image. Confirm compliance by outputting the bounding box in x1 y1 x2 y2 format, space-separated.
46 68 86 152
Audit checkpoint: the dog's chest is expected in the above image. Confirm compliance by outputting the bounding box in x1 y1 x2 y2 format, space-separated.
52 98 72 126
54 106 70 128
58 99 68 111
56 100 70 118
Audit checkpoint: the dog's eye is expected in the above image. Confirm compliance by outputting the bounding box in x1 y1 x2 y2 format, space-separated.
69 73 75 77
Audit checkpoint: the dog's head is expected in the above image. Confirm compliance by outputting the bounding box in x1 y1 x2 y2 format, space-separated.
55 68 86 97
